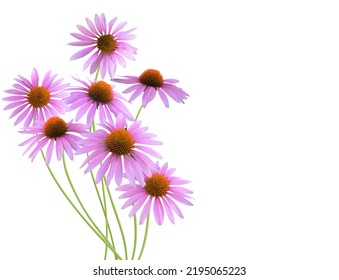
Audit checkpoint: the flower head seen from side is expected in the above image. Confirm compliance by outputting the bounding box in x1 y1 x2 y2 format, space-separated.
117 162 193 225
113 69 189 108
69 13 137 79
3 68 69 129
76 114 162 186
20 116 88 165
64 77 133 126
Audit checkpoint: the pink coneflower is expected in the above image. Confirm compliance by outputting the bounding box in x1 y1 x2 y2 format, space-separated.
3 68 69 129
64 77 133 126
20 116 88 165
116 162 193 225
76 114 162 186
113 69 189 108
69 13 137 79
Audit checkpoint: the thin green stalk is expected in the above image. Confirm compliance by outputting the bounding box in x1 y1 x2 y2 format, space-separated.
62 153 113 245
41 151 122 260
135 105 143 121
91 121 96 132
138 214 150 260
106 183 128 260
129 104 144 259
94 54 104 82
89 120 116 259
94 64 101 82
91 172 116 258
102 180 109 260
131 214 137 260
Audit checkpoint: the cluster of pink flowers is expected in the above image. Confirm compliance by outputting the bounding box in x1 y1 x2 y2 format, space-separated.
3 14 192 238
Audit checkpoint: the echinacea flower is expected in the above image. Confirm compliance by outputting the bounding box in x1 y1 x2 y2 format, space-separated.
76 114 162 186
3 68 69 129
20 116 87 165
113 69 189 108
64 77 133 126
69 13 137 79
117 162 193 225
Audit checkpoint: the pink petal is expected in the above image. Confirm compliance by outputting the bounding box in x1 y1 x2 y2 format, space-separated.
139 197 152 224
153 197 164 225
31 68 39 87
162 197 175 224
70 46 96 60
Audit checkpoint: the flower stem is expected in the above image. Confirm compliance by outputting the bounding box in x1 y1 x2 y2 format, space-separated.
105 182 128 260
89 166 116 259
134 105 143 121
138 213 150 260
94 55 103 82
41 151 122 260
131 214 138 260
89 121 117 259
62 153 115 248
102 180 109 260
130 104 143 258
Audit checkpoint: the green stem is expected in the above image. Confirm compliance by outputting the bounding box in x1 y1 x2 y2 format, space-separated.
131 214 137 260
105 183 128 260
91 122 96 132
102 180 109 260
138 214 150 260
89 120 117 258
62 153 114 247
91 172 116 259
94 54 104 82
41 151 122 260
94 64 101 82
129 104 144 259
134 105 143 121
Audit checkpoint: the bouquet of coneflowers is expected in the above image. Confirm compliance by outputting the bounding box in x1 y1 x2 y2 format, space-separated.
3 14 193 260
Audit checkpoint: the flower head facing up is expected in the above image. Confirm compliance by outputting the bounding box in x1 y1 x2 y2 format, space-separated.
20 116 88 165
117 162 193 225
3 68 69 129
105 128 134 155
69 13 137 79
139 69 164 88
113 69 189 108
44 117 68 139
64 78 133 126
76 114 162 186
88 81 113 104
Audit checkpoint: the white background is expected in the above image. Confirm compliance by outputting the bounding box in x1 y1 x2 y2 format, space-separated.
1 0 339 279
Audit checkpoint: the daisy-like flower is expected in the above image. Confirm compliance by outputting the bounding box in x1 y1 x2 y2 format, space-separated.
69 13 137 79
3 68 69 129
113 69 189 108
64 77 133 126
116 162 193 225
77 114 162 186
20 116 88 165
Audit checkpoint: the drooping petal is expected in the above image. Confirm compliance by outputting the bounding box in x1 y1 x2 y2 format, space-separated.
153 197 165 225
140 197 152 224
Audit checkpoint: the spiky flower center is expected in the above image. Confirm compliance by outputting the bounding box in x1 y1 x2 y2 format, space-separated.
105 129 135 156
139 69 164 88
88 81 113 104
145 174 169 197
44 117 68 139
27 86 51 108
97 34 117 54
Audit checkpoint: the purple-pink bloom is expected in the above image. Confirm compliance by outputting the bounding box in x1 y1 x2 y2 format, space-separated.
20 116 88 165
3 68 69 129
116 162 193 225
113 69 189 108
64 77 133 126
76 114 162 186
69 13 137 79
